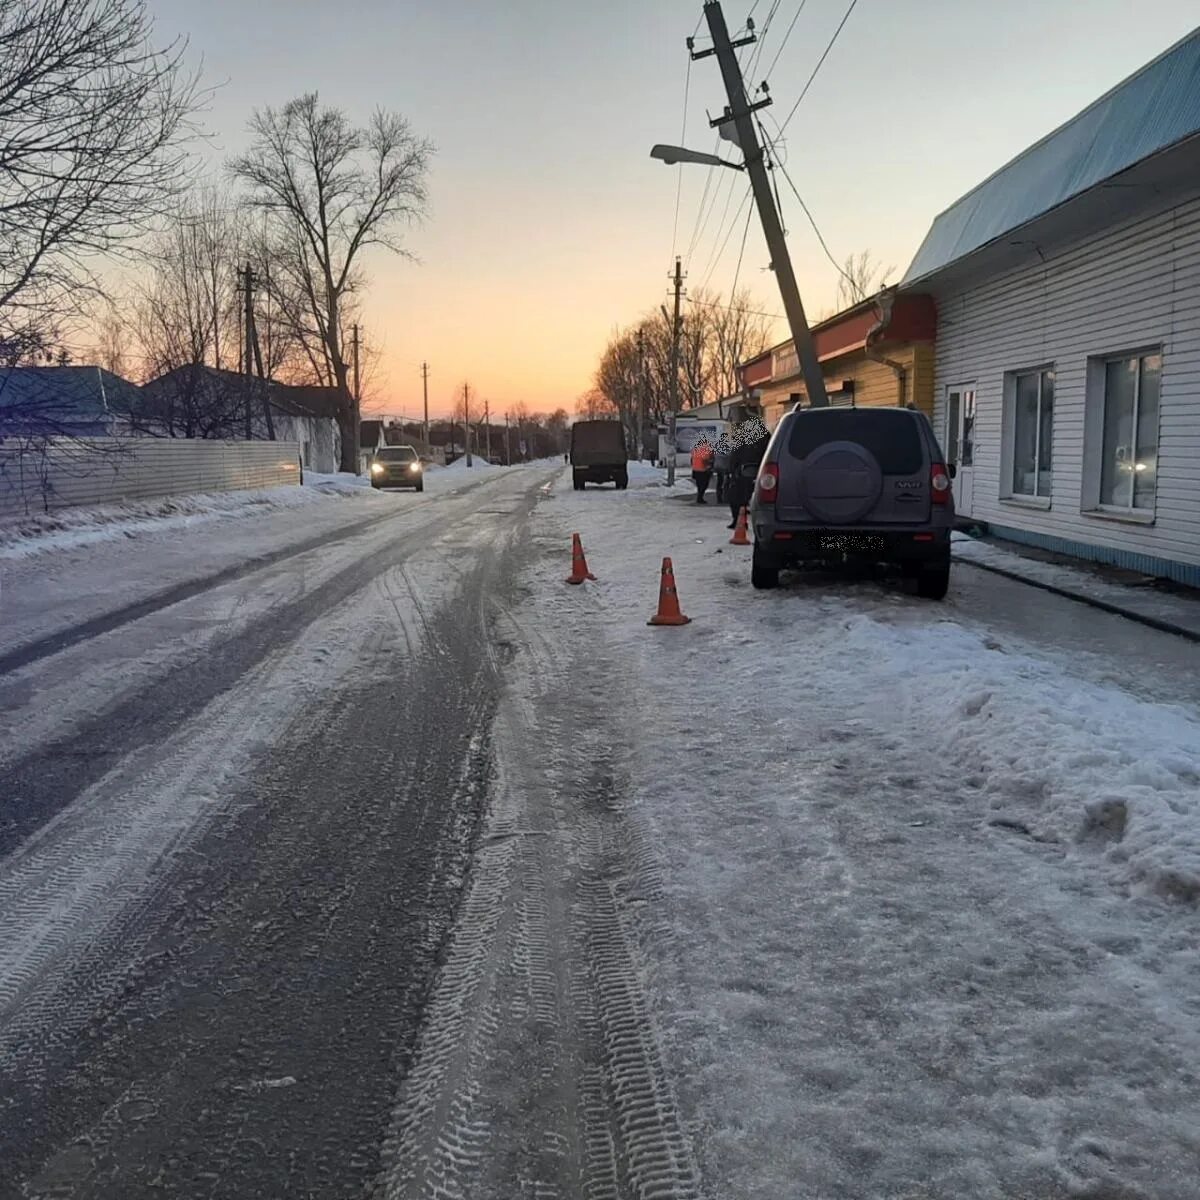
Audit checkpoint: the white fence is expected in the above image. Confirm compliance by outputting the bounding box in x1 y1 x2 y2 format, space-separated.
0 438 302 522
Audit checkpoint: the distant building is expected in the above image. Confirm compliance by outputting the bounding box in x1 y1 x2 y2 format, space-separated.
0 366 141 438
902 28 1200 585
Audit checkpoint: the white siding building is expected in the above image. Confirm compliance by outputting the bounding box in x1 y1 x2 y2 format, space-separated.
903 30 1200 586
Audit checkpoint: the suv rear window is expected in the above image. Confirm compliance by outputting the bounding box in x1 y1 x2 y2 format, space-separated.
377 447 417 462
787 410 924 475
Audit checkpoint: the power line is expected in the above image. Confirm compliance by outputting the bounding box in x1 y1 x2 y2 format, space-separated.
701 185 753 292
684 133 724 262
761 0 809 83
696 166 738 276
743 0 783 90
671 54 693 260
728 199 755 301
778 0 861 135
759 125 856 292
688 295 784 320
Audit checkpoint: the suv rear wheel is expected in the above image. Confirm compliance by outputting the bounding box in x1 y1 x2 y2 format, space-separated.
916 557 950 601
751 547 780 590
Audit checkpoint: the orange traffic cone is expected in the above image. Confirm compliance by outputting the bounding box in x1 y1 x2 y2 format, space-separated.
647 557 691 626
565 533 597 584
729 505 751 546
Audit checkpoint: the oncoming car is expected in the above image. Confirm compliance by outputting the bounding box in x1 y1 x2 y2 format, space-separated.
370 445 425 491
748 406 955 599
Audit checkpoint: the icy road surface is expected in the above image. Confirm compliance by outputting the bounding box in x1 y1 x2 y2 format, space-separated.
1 460 1199 1199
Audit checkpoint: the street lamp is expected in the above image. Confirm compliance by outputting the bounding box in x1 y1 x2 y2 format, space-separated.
650 144 744 171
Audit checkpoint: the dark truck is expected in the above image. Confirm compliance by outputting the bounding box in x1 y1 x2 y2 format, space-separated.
570 420 628 490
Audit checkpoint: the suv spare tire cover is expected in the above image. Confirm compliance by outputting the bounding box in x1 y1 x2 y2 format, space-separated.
798 439 884 524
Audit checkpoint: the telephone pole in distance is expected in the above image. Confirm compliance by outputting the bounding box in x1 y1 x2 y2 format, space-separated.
665 257 684 486
421 362 430 449
693 1 828 408
463 382 473 467
350 324 362 471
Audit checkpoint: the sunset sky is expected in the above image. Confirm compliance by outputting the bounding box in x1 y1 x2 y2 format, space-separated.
147 0 1198 420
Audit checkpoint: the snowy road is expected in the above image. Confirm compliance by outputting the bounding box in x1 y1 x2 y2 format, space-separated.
2 461 1199 1199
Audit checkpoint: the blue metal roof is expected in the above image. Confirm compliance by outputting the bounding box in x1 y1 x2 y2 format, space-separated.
902 28 1200 285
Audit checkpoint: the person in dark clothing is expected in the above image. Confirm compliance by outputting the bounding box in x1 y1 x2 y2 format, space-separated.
727 418 770 528
690 439 715 504
713 430 732 503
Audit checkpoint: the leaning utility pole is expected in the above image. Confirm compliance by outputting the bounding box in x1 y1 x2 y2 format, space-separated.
693 2 828 408
351 324 362 472
665 257 684 485
421 362 430 448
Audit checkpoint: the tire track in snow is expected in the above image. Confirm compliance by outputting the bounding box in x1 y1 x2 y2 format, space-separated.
377 552 700 1200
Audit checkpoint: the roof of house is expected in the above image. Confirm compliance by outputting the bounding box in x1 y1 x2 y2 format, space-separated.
144 366 341 420
0 366 141 427
902 28 1200 285
272 383 341 420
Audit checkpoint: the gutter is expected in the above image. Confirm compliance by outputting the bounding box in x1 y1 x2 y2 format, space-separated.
864 286 909 408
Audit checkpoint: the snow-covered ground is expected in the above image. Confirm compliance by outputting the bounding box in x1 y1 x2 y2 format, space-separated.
517 461 1200 1199
953 531 1200 639
0 462 511 656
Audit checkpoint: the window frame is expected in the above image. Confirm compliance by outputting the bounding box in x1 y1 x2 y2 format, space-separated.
1082 347 1162 522
1001 364 1055 507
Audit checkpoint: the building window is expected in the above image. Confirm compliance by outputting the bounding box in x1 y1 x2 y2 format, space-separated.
1008 368 1054 498
1098 351 1161 512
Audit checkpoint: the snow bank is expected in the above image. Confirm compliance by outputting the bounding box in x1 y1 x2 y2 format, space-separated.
0 475 377 561
442 455 501 472
550 478 1200 902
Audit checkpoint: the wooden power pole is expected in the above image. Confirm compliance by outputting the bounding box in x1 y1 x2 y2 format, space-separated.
463 383 472 467
351 324 362 472
421 362 430 449
242 264 254 441
666 257 684 486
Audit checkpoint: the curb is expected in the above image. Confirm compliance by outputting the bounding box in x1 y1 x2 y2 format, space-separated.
955 557 1200 644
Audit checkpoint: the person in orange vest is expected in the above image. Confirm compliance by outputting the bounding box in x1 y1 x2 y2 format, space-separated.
690 437 715 504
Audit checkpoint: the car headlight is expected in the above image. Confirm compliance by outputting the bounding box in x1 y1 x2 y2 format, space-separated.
410 462 421 473
371 463 384 474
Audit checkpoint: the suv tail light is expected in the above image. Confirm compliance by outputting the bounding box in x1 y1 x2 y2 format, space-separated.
931 463 952 505
757 466 779 504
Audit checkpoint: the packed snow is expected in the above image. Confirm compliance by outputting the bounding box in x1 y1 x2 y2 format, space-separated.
515 460 1200 1199
953 531 1200 639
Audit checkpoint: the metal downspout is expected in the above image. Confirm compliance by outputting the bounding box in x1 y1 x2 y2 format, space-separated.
864 285 909 408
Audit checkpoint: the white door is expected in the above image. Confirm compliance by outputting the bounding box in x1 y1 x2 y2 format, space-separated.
945 384 976 516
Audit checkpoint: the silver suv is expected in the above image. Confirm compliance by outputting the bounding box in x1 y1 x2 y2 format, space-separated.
748 407 955 599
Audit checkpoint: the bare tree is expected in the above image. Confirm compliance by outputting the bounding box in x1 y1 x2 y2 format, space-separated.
93 305 129 377
128 191 251 436
0 0 200 378
231 94 433 471
836 250 896 310
704 290 773 401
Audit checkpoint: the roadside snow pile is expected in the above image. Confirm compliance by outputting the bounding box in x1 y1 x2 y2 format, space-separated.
544 462 1200 902
0 477 379 561
443 455 501 471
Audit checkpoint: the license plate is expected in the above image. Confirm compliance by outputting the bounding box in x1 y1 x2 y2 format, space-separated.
818 534 885 553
